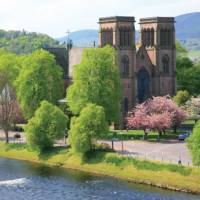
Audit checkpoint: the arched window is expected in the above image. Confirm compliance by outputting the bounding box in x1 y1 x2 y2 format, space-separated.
101 28 113 46
124 97 129 113
150 28 154 46
162 55 170 75
121 55 129 77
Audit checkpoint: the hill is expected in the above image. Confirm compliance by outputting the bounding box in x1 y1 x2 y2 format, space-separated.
57 12 200 51
0 30 60 54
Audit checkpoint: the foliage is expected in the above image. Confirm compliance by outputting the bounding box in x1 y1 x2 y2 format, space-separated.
176 56 193 70
173 90 190 106
0 29 60 54
67 46 122 123
15 50 64 119
0 51 21 143
126 96 187 135
177 65 200 95
25 101 68 152
187 121 200 166
69 104 108 155
184 96 200 116
176 41 188 56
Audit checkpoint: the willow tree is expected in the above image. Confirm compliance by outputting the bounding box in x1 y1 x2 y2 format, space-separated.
67 46 122 123
15 50 63 119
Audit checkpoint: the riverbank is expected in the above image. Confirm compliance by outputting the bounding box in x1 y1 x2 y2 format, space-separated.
0 142 200 195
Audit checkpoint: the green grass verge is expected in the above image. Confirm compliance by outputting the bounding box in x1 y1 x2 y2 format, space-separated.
0 142 200 194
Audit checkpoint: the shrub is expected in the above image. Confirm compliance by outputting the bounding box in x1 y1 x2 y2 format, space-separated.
69 104 108 155
173 90 190 106
25 101 68 152
187 120 200 166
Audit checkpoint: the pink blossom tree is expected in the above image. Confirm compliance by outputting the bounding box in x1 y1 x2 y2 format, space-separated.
126 96 187 139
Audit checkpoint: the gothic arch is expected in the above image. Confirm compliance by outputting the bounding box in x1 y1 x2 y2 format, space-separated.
124 97 129 113
137 68 150 103
162 55 170 75
121 55 129 77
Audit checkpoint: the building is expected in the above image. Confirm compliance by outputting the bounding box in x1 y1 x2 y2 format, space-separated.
46 16 176 113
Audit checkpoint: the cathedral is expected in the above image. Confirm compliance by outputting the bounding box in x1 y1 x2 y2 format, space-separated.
46 16 176 113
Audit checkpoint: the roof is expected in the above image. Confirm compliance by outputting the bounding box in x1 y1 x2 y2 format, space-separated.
139 17 175 24
99 16 135 23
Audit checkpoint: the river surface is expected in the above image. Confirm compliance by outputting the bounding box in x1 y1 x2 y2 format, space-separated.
0 158 199 200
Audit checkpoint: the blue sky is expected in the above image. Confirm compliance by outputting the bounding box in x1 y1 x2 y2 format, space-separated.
0 0 200 38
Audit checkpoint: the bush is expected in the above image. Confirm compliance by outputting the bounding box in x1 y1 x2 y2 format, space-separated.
173 90 190 106
187 120 200 166
69 104 108 155
25 101 68 152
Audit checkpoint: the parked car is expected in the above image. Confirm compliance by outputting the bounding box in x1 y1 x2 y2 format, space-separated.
178 132 191 141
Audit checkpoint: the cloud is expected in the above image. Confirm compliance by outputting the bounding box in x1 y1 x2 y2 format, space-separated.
0 0 199 37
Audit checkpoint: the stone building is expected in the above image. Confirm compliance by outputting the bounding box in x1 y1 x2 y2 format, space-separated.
46 16 176 113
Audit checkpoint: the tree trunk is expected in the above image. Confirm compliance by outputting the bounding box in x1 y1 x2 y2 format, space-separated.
4 129 9 143
144 130 148 140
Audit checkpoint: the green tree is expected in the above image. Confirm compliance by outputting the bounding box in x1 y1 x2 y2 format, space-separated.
177 65 200 95
25 101 68 152
0 51 20 143
0 29 60 54
187 121 200 166
173 90 190 106
176 41 188 56
69 104 108 155
67 46 121 123
15 50 63 119
176 56 193 71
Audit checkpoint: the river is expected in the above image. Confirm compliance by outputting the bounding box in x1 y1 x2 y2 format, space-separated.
0 158 199 200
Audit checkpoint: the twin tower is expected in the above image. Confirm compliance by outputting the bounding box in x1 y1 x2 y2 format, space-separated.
98 16 176 113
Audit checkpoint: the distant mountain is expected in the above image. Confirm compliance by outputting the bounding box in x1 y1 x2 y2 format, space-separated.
57 12 200 51
58 29 99 47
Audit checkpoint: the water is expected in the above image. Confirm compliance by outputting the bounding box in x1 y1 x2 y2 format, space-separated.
0 158 199 200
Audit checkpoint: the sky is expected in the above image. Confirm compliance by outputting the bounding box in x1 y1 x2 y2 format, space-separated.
0 0 200 38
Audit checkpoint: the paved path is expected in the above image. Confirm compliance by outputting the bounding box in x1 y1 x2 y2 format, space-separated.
99 140 193 166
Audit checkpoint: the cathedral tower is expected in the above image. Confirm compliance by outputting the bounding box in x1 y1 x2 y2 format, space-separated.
139 17 176 98
99 16 136 113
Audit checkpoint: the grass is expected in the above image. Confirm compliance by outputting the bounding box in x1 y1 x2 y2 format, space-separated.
0 142 200 194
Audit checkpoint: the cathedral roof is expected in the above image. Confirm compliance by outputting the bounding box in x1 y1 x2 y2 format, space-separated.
139 17 175 24
99 16 135 23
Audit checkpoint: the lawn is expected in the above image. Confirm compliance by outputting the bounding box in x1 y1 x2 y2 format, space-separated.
0 142 200 194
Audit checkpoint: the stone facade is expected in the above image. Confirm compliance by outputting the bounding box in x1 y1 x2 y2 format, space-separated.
46 16 176 114
98 16 176 113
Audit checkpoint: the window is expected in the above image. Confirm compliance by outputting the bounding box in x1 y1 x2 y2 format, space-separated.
124 98 129 113
119 28 131 47
101 29 113 46
162 55 170 75
121 55 129 77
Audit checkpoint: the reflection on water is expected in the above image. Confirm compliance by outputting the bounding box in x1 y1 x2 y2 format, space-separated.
0 158 199 200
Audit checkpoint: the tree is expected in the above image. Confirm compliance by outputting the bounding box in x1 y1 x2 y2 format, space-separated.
25 101 68 152
176 41 188 57
69 104 108 155
184 97 200 118
173 90 190 106
15 50 64 119
126 96 187 138
67 46 122 123
187 121 200 166
0 51 20 143
0 29 60 54
176 55 200 95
